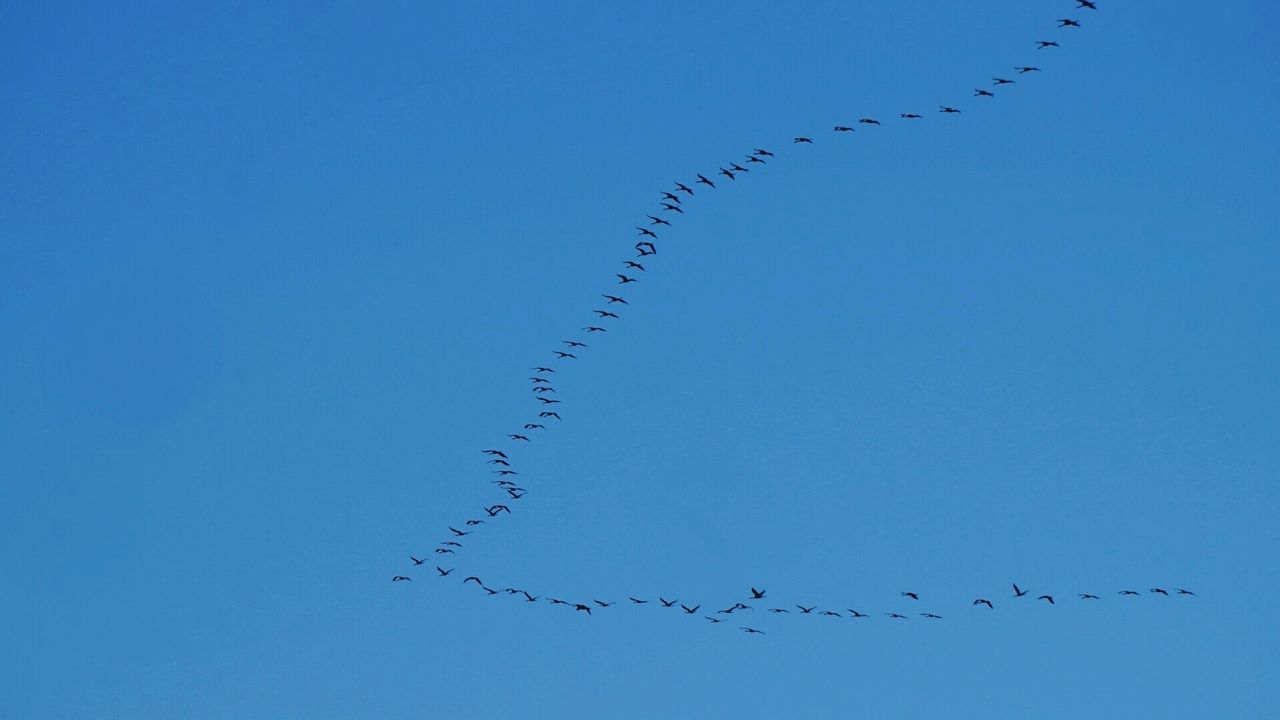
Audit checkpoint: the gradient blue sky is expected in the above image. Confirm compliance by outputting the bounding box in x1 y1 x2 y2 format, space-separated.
3 2 1278 718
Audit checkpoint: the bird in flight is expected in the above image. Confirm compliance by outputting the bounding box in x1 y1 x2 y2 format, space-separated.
796 605 816 614
706 617 724 624
1038 595 1055 605
848 610 869 618
900 113 923 119
659 597 678 608
661 202 684 214
696 173 715 188
820 610 842 617
629 597 648 604
482 449 507 458
439 541 462 547
463 576 483 586
1176 589 1196 596
1079 593 1100 600
532 366 555 374
1016 66 1041 73
392 576 412 582
434 548 454 554
794 137 813 144
523 423 545 430
594 600 615 607
574 604 592 614
1037 40 1060 49
523 592 539 602
617 274 638 284
464 519 484 526
623 261 645 271
681 604 700 614
718 167 736 181
635 241 656 256
660 191 681 204
449 527 470 536
833 126 854 132
594 310 620 319
768 608 790 614
562 340 587 348
582 327 606 334
921 613 943 619
754 148 774 157
1150 588 1169 596
1076 0 1097 9
602 294 628 304
974 88 995 97
486 458 510 466
674 182 694 195
484 504 510 516
940 106 961 114
901 592 919 600
993 77 1015 85
552 351 576 359
745 155 765 164
750 587 766 599
436 567 453 577
539 411 561 420
1013 583 1028 597
974 598 994 609
636 226 658 238
886 613 908 619
730 162 749 173
1058 18 1081 28
536 397 561 405
410 556 426 565
509 434 530 441
647 215 671 226
740 627 766 635
859 118 881 125
1119 590 1141 596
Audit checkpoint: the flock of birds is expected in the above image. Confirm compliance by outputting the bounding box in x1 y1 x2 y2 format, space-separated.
394 2 1197 635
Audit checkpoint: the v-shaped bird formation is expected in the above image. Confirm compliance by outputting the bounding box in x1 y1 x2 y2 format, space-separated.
395 2 1197 634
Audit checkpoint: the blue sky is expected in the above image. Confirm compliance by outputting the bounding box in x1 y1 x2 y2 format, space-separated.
2 1 1278 717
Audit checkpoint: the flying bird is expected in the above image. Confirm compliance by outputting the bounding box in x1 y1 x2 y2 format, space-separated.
659 597 678 607
940 106 961 114
1058 18 1081 28
848 610 869 618
553 351 576 359
730 163 749 173
436 567 453 576
648 215 671 226
768 608 790 614
574 604 592 614
921 613 943 619
1077 0 1097 9
886 613 908 619
696 174 715 188
740 627 766 635
745 155 765 164
820 611 842 617
536 397 561 405
750 587 766 599
1038 595 1055 605
629 597 649 604
1150 588 1169 596
594 600 615 607
532 366 555 374
464 519 484 525
993 77 1015 85
661 203 684 214
594 310 620 319
974 598 994 609
901 592 919 600
753 148 774 157
623 261 645 271
617 274 638 284
410 556 426 565
484 505 510 516
706 616 724 623
1079 594 1100 600
509 434 530 441
833 126 854 132
1176 589 1196 596
582 327 606 334
796 605 816 614
858 118 880 125
449 527 470 536
1017 66 1041 73
392 576 411 582
523 592 539 602
482 449 507 458
975 88 995 97
486 459 510 466
1119 590 1141 596
524 423 545 430
636 226 658 238
794 137 813 144
463 576 483 586
434 548 454 554
539 411 561 419
439 541 462 547
681 604 700 614
1013 583 1028 597
602 294 628 304
900 113 923 119
718 167 735 180
1037 41 1061 49
675 182 694 195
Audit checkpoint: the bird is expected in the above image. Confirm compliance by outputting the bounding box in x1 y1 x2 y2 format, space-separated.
993 77 1015 85
1150 588 1169 596
547 598 569 606
582 327 606 334
539 411 561 419
594 310 620 319
1013 583 1028 597
648 215 671 226
730 163 749 173
661 203 684 214
1038 595 1055 605
439 541 462 547
483 587 499 596
629 597 649 604
794 137 813 144
796 605 816 614
1079 594 1100 600
507 488 527 499
635 241 656 256
1037 40 1061 49
531 366 555 374
509 434 530 441
706 617 724 623
436 567 453 577
901 592 919 600
921 613 943 619
536 397 560 405
484 505 510 516
594 600 615 607
523 591 539 602
681 604 700 614
636 226 658 238
900 113 923 119
974 598 994 609
486 459 509 466
434 548 454 554
552 351 576 359
848 610 869 618
886 613 908 619
833 126 854 132
859 118 881 125
674 181 694 196
465 519 485 525
940 106 961 114
482 449 507 458
410 556 426 565
1076 0 1097 9
623 261 645 271
617 274 638 284
740 627 766 635
975 88 995 97
768 608 790 614
392 576 412 582
524 423 545 430
1017 66 1041 73
1176 589 1196 596
659 597 678 607
563 340 587 348
449 527 470 536
574 604 592 614
753 148 774 157
750 587 766 600
602 294 628 304
718 167 735 180
463 576 483 586
1058 18 1081 28
696 173 715 188
820 610 842 617
745 155 765 164
1119 590 1141 596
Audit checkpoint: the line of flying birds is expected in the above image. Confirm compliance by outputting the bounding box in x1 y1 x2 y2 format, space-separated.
393 2 1196 635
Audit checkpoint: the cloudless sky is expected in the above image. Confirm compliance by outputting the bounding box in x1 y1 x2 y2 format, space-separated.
3 1 1279 717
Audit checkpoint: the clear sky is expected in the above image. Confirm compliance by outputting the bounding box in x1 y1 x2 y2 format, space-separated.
3 1 1278 718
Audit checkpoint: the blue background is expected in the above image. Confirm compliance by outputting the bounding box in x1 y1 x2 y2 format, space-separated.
3 1 1278 717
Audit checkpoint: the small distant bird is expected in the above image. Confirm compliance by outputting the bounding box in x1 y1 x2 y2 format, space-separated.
820 611 842 617
1176 588 1196 596
483 587 499 596
434 548 453 554
509 434 530 441
553 351 576 359
1016 66 1041 73
1079 594 1100 600
392 576 412 582
886 613 908 619
754 148 774 157
859 118 880 125
507 488 527 499
696 174 715 188
532 366 555 373
636 226 658 238
1058 18 1081 28
900 113 923 119
796 605 816 614
675 182 694 195
1013 583 1028 597
524 423 545 430
594 600 615 607
848 610 868 618
993 77 1015 85
740 627 766 635
901 592 919 600
940 106 961 114
617 274 638 284
463 576 483 586
975 89 995 98
436 567 452 576
745 155 765 164
635 241 656 255
706 616 724 623
768 608 790 614
681 604 700 614
660 192 681 204
629 597 649 604
439 541 462 547
718 167 735 181
449 527 470 536
594 310 620 319
794 137 813 144
486 459 509 466
484 505 510 516
659 597 677 607
538 411 561 420
921 613 943 619
623 261 645 271
750 587 766 599
1076 0 1097 9
730 163 749 173
661 203 684 214
523 592 539 602
1150 588 1169 596
1038 595 1055 605
1119 590 1141 596
536 397 560 405
482 449 507 458
410 556 426 565
1037 40 1061 49
833 126 854 132
574 604 592 614
974 598 994 609
465 519 484 525
648 215 671 226
602 294 628 304
548 598 569 606
582 327 606 334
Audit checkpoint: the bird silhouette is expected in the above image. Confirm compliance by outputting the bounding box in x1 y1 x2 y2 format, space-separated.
392 576 412 582
1037 40 1061 49
629 597 649 604
463 576 483 586
1119 590 1141 596
623 261 645 271
464 519 484 525
1058 18 1081 28
660 192 681 204
1176 589 1196 596
1016 66 1041 73
753 148 774 157
940 106 961 114
1038 595 1055 605
523 591 539 602
434 548 454 554
523 423 545 430
921 613 943 619
594 310 620 319
410 556 426 565
797 605 816 614
740 627 766 635
696 174 715 188
574 604 592 614
833 126 854 132
901 592 919 600
974 598 994 609
1079 594 1100 600
993 77 1015 85
848 610 869 618
509 434 530 441
536 397 561 405
750 587 766 599
594 600 615 607
1076 0 1097 9
1013 583 1028 597
859 118 880 125
436 567 453 576
439 541 462 547
648 215 671 226
886 613 908 619
617 274 638 284
449 527 470 536
1150 588 1169 596
482 449 507 458
681 604 700 614
674 181 694 195
486 459 509 466
602 294 628 304
659 597 677 607
974 88 995 97
539 411 561 419
661 203 684 214
794 137 813 144
901 113 923 119
563 340 587 348
553 351 576 359
706 616 724 623
484 505 510 516
820 610 842 617
730 162 749 173
531 366 555 374
636 226 658 238
745 155 765 164
718 167 735 180
768 608 790 614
